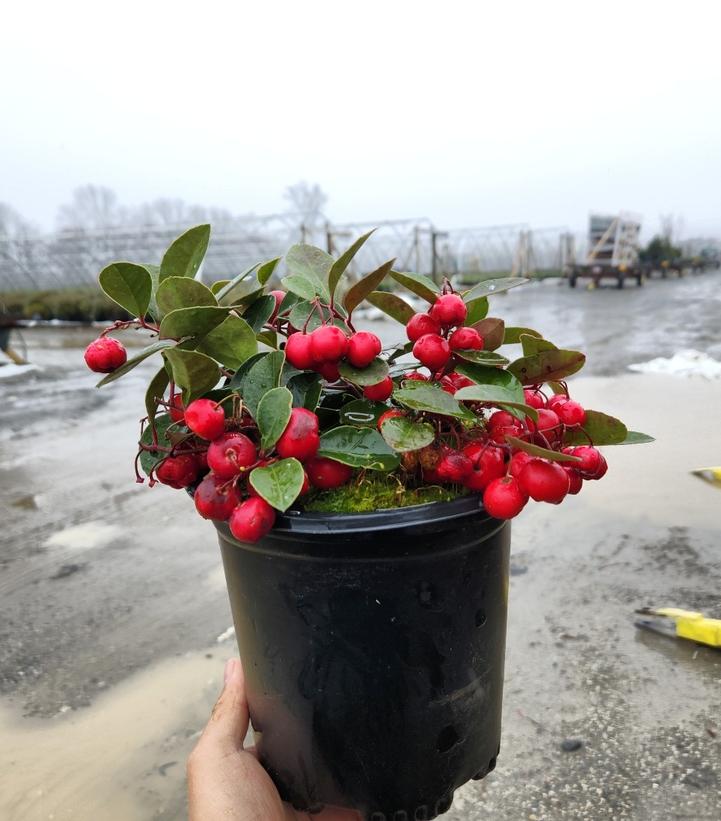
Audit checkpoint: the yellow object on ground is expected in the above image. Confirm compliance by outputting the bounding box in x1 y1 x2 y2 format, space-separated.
691 466 721 488
636 607 721 648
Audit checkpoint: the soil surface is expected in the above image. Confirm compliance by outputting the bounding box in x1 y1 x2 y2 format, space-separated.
1 270 721 820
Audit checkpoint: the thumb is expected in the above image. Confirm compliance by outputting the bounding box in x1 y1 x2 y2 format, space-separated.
199 658 250 752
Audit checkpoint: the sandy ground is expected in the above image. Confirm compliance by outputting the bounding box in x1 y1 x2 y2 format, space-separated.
1 272 721 820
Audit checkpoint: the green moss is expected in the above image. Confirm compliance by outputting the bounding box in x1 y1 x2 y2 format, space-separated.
302 473 466 514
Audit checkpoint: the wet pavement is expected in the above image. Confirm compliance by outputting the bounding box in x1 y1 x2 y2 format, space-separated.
1 270 721 820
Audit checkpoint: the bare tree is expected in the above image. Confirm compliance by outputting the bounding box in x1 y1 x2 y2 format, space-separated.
283 181 328 232
56 185 126 231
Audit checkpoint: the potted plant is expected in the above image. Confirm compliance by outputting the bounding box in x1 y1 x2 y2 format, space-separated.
85 225 652 820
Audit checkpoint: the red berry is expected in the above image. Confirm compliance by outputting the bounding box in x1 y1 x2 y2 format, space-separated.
547 395 568 412
412 333 451 371
518 459 570 503
83 337 127 373
488 410 517 430
377 409 404 429
194 473 240 520
156 454 199 489
487 410 524 444
196 449 209 472
184 398 226 441
270 290 286 320
403 371 429 382
346 331 382 368
300 470 311 495
557 400 586 426
563 466 583 495
229 497 276 543
483 476 528 519
169 392 185 423
363 376 394 401
463 443 506 491
316 361 340 381
449 327 483 351
448 372 474 389
509 450 533 479
406 313 441 342
523 389 546 410
536 408 561 442
310 325 348 363
429 293 467 327
285 333 314 370
568 446 604 479
440 375 457 394
436 449 473 483
276 407 320 462
305 457 353 489
207 432 257 479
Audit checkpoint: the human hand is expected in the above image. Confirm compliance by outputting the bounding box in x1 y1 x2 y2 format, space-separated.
188 658 361 821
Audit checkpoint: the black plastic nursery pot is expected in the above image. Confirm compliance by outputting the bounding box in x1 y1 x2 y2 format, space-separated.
216 494 510 821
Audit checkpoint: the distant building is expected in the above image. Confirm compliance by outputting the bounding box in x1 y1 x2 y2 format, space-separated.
586 212 641 267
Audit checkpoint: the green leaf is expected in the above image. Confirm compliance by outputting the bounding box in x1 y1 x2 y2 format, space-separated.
453 384 538 422
249 458 305 512
388 341 414 364
472 317 504 351
454 362 524 398
380 417 435 452
328 230 375 296
256 387 293 452
507 349 586 384
285 244 333 289
99 262 152 318
285 371 322 411
503 326 542 344
339 399 389 427
227 352 266 389
463 277 528 301
159 306 229 339
390 270 438 303
156 276 217 314
159 224 210 281
281 274 326 302
256 329 278 348
393 381 475 421
257 257 281 286
162 348 220 403
242 294 276 332
454 350 510 366
505 436 582 463
214 262 262 304
196 314 257 369
143 262 162 322
618 430 655 445
338 357 389 386
520 334 557 356
221 278 264 307
145 366 170 423
277 291 301 316
289 300 338 333
318 426 400 471
364 290 416 324
464 296 489 325
563 410 628 446
96 339 176 386
242 350 285 417
139 413 176 476
210 279 231 295
343 258 395 314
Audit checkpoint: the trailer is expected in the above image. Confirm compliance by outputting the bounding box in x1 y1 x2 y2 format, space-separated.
567 263 644 289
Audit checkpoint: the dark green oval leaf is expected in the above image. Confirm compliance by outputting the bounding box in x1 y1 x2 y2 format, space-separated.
281 274 325 302
454 362 524 399
196 314 257 369
318 426 399 471
380 417 435 452
562 410 628 446
96 339 176 386
210 279 231 295
145 366 170 423
390 270 438 303
454 384 538 422
339 399 389 427
503 326 542 344
618 431 655 445
285 371 322 411
99 262 152 318
365 290 416 324
464 296 489 325
289 300 337 333
139 413 176 476
505 435 582 462
454 350 510 366
257 257 281 286
162 349 220 403
393 382 475 421
156 276 217 314
471 317 504 351
507 349 586 384
159 306 229 340
520 333 557 356
215 262 262 304
159 224 210 281
285 244 333 289
463 277 528 301
257 387 293 452
242 294 276 332
242 350 285 417
338 357 389 386
343 258 395 314
249 458 305 512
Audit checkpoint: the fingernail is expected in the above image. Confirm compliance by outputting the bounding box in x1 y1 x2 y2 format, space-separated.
224 658 238 684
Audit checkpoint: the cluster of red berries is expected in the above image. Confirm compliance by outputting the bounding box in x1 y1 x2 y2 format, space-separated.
146 399 353 543
406 293 483 373
285 325 392 400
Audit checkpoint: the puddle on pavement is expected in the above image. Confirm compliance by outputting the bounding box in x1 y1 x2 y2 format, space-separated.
0 648 232 821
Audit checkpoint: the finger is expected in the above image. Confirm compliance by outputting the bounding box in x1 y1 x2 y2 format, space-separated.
198 657 250 751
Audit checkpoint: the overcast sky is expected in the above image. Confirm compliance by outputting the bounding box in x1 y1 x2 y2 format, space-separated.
1 0 720 238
